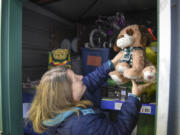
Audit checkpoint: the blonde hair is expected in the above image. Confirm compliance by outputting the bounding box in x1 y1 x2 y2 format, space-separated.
28 66 92 133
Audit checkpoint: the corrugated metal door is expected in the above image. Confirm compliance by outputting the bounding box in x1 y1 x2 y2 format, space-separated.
1 0 23 135
0 0 3 133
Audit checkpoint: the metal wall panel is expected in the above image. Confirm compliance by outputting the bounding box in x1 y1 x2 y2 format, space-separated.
1 0 23 134
22 8 76 81
168 0 180 134
0 0 2 133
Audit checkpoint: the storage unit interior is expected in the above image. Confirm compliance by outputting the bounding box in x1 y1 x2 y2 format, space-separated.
22 0 157 135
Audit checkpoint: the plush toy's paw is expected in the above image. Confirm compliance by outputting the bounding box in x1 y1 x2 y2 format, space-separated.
109 71 129 84
116 62 130 73
143 66 157 82
123 68 141 79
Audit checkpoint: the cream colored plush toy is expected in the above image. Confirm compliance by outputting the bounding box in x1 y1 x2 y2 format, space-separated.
109 24 157 84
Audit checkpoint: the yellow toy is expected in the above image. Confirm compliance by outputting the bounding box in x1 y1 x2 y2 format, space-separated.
146 41 157 66
48 49 71 69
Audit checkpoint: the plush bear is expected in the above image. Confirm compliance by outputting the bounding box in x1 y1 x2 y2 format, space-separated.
48 49 71 69
109 24 157 84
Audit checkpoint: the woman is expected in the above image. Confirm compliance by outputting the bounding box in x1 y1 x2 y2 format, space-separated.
29 52 152 135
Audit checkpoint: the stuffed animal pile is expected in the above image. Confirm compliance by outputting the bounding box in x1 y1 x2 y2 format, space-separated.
109 24 157 84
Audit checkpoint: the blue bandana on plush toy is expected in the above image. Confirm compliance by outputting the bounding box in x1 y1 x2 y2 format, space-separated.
48 49 71 69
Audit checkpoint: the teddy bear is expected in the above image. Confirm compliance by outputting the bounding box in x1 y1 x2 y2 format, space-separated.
48 48 71 69
109 24 157 84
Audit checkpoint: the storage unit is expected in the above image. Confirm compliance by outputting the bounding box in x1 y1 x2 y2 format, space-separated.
1 0 178 135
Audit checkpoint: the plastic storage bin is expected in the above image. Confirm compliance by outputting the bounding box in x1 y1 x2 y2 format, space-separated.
81 48 110 75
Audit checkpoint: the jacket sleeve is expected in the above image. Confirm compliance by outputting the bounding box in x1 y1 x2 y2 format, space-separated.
82 60 114 106
82 60 114 93
72 96 142 135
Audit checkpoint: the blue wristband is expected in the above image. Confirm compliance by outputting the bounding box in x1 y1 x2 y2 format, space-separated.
129 93 141 101
108 60 115 70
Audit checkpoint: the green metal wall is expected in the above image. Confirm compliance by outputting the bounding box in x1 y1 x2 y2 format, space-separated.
1 0 23 135
0 0 3 133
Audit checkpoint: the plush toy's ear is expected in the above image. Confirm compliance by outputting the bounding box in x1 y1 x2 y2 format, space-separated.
139 25 153 46
126 29 134 36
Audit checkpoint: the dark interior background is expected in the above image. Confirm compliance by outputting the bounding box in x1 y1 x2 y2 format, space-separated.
22 0 157 82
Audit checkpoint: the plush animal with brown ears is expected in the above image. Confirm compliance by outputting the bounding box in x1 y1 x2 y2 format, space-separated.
109 24 157 84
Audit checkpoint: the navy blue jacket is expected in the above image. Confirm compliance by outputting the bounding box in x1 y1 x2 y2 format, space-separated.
45 61 142 135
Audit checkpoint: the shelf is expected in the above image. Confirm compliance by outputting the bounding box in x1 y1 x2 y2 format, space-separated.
101 98 156 115
22 92 156 116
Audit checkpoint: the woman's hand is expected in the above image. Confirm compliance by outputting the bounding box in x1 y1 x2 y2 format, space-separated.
131 80 153 97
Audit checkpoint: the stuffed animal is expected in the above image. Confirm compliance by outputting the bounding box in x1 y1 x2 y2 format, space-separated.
109 24 157 84
141 41 157 103
48 49 71 69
